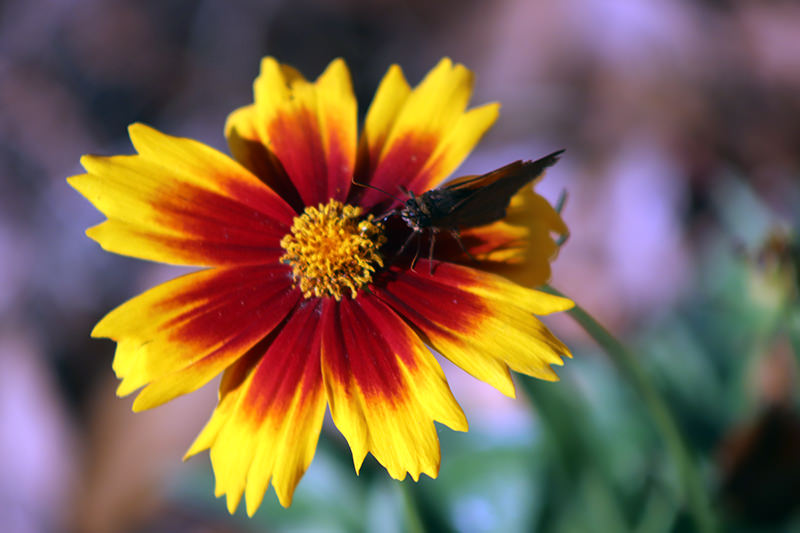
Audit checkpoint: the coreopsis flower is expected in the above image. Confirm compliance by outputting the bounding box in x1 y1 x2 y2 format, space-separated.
69 57 573 515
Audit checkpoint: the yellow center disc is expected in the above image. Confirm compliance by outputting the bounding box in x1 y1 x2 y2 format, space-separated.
280 200 386 300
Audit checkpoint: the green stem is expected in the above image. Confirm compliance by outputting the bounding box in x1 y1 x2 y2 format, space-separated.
399 481 425 533
546 285 717 533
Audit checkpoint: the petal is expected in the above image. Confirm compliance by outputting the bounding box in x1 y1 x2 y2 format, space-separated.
372 263 573 397
320 295 467 481
225 104 304 212
458 185 568 287
92 263 300 411
186 299 327 514
251 57 357 207
353 65 411 184
353 58 499 211
404 102 500 193
68 123 296 266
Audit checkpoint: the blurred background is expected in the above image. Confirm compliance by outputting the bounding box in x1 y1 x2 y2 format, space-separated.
2 0 800 531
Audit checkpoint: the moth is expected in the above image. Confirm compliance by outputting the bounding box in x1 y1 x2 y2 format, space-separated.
394 149 565 268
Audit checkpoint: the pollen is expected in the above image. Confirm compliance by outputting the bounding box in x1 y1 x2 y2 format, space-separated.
280 200 386 300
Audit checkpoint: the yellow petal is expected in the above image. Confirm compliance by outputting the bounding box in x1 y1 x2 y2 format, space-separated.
455 184 568 287
247 57 358 206
321 296 467 481
373 263 573 397
356 58 498 209
225 104 302 210
357 64 411 176
187 301 327 514
92 265 299 410
69 124 294 266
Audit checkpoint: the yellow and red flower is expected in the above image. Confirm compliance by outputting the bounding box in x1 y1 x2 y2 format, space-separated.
69 57 573 515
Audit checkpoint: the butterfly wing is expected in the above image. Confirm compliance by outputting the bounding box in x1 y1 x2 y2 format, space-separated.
433 150 563 229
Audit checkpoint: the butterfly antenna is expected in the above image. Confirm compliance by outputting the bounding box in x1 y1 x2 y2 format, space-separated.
351 178 403 203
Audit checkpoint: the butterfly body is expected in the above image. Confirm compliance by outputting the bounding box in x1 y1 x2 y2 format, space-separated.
399 188 471 232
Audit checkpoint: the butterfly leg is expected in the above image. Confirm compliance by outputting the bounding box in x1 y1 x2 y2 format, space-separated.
450 230 477 262
427 230 439 274
410 233 422 271
397 229 417 255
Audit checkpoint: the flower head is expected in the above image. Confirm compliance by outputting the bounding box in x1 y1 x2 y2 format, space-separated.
69 57 573 515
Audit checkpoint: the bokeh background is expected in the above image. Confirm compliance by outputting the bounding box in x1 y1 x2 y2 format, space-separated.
2 0 800 532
